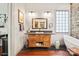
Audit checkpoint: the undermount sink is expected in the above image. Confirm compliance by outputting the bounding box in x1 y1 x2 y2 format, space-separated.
35 32 44 34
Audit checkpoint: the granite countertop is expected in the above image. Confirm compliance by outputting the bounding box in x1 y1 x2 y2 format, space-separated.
24 29 54 34
0 34 8 39
24 30 54 35
28 32 52 35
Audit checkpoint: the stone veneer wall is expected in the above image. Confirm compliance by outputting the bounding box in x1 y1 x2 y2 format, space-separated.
71 3 79 39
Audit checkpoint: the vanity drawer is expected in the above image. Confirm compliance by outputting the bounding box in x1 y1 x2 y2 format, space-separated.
29 35 39 37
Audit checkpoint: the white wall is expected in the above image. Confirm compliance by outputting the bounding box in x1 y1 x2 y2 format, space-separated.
11 3 26 56
0 3 8 46
25 3 70 30
25 3 70 46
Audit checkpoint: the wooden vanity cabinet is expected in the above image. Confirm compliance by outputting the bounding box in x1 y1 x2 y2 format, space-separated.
28 34 51 48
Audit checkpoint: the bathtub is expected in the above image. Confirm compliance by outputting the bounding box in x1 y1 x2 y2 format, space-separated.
64 35 79 55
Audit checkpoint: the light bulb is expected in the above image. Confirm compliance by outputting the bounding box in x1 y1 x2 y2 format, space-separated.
44 11 51 17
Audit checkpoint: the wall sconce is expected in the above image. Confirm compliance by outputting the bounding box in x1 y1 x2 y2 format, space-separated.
28 11 36 16
44 11 51 16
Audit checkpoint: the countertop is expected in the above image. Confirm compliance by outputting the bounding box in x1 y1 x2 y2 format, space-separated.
25 31 54 35
29 32 53 34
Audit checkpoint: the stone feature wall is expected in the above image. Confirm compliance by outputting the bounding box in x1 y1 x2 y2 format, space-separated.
71 3 79 39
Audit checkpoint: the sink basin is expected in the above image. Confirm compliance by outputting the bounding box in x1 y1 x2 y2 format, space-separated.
35 32 44 34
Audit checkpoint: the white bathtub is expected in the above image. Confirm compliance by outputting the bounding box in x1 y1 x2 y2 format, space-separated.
64 35 79 55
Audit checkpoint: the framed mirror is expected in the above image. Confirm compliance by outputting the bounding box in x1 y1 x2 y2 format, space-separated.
32 18 47 29
0 14 7 27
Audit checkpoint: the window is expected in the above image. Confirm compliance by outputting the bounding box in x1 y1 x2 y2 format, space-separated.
56 10 69 33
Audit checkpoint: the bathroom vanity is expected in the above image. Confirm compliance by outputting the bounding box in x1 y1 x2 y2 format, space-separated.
27 31 52 48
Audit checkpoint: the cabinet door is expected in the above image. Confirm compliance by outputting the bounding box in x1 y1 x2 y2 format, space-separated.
28 38 36 47
43 35 50 41
43 35 51 47
28 34 39 47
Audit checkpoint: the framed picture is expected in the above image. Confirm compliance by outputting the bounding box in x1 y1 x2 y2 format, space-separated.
19 24 24 31
18 9 24 24
32 18 47 29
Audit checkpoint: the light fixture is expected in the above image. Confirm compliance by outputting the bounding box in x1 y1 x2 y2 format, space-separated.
44 11 51 16
45 11 51 13
28 11 36 16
